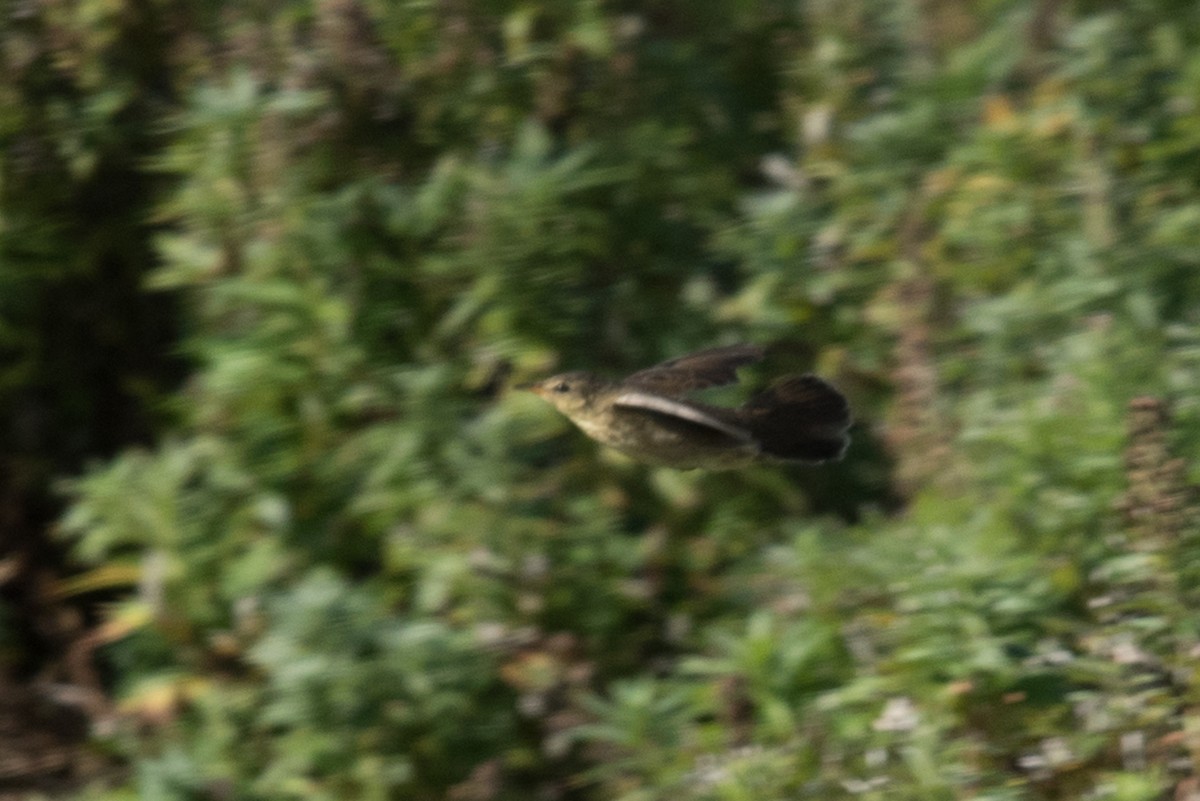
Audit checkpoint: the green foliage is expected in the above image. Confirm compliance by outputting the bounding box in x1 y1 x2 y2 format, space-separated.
4 0 1200 799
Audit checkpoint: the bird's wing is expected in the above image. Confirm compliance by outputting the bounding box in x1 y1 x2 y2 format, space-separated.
613 391 754 442
622 344 764 396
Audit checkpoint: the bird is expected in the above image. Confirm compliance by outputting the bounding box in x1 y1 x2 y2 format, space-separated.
523 344 851 469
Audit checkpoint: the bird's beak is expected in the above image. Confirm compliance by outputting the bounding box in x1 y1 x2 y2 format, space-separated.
516 382 546 397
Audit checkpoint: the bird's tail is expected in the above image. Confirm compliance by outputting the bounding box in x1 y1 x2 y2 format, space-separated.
741 375 852 462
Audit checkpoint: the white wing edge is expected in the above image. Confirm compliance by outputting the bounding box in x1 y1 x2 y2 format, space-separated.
613 391 753 442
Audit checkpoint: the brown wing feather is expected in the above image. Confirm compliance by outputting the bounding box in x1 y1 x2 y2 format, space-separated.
613 391 754 442
622 344 764 397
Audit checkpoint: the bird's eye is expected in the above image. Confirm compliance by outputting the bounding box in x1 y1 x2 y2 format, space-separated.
553 382 570 393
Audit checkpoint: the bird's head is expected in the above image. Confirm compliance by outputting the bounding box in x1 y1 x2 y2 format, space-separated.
522 371 605 418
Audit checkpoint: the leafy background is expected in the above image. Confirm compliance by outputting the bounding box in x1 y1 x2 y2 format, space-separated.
3 0 1200 799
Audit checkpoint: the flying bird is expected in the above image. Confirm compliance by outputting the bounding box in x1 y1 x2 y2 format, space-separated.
524 344 851 469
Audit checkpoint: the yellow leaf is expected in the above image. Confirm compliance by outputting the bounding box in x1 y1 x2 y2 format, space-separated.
982 95 1017 131
52 562 143 599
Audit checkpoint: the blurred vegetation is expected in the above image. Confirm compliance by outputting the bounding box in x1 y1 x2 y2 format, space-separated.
3 0 1200 798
